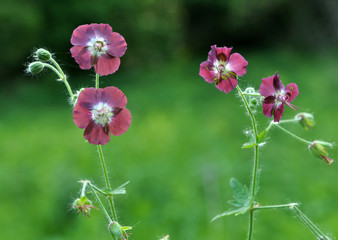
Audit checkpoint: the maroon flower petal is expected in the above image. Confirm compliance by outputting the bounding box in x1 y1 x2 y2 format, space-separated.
106 32 127 57
216 46 232 62
70 46 93 70
285 83 299 102
262 96 276 118
228 53 248 76
207 45 218 63
84 120 111 145
110 108 131 136
73 88 99 128
216 77 238 94
90 23 113 40
199 61 214 83
273 103 285 122
102 86 128 108
94 55 120 76
259 75 277 97
272 73 284 92
71 24 96 46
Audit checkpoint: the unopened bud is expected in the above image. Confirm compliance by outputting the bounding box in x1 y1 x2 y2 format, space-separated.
35 48 51 61
28 61 44 74
309 141 334 166
296 112 315 130
108 221 123 240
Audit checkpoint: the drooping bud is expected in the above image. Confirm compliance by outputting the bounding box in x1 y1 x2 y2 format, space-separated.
108 221 123 240
35 48 51 61
296 112 315 130
28 61 44 74
309 141 334 165
72 196 96 216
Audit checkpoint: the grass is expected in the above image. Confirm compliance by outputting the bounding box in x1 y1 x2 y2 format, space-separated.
1 48 338 240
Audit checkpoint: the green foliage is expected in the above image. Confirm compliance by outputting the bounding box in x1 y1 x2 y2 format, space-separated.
212 178 251 221
1 50 338 239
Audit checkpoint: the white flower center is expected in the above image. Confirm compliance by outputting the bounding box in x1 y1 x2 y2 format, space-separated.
87 37 108 56
91 102 113 126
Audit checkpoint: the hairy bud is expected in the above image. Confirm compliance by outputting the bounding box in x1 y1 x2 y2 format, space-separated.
28 61 44 74
35 48 51 61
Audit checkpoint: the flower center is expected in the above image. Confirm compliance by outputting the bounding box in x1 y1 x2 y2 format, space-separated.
212 60 235 84
94 41 105 52
88 38 108 56
91 102 113 126
276 90 288 103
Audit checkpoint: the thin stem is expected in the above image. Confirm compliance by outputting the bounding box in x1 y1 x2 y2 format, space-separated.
236 85 259 240
80 180 88 197
96 73 100 89
253 203 299 211
242 92 262 97
293 206 330 240
88 182 112 223
91 183 110 196
44 62 74 101
97 145 118 221
274 124 312 145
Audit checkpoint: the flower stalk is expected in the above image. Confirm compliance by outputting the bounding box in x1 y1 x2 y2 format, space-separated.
97 145 118 222
236 85 259 240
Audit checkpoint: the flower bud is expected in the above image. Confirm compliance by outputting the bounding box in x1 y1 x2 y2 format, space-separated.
35 48 51 61
296 112 315 130
28 61 44 74
72 196 96 216
309 141 334 165
108 221 123 240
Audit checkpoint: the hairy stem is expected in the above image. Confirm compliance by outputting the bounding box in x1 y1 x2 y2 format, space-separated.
274 124 312 145
97 145 118 221
293 206 330 240
236 85 259 240
44 62 74 101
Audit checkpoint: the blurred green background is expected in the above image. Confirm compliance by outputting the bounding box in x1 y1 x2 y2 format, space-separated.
1 0 338 239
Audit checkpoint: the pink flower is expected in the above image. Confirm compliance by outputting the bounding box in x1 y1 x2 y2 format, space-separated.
73 86 131 145
199 45 248 93
70 23 127 76
259 73 299 122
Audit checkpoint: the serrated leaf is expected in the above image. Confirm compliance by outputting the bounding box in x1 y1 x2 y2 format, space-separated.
229 178 250 206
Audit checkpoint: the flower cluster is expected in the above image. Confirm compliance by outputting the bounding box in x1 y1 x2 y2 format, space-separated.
70 23 131 145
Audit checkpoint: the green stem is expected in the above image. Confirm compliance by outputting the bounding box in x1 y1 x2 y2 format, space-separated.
88 182 112 223
253 203 299 211
80 180 88 197
274 124 312 145
96 73 100 89
236 85 259 240
97 145 118 221
44 62 74 101
293 206 330 240
242 92 262 97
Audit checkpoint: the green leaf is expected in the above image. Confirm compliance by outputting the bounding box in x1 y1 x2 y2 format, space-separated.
112 181 130 195
257 129 267 142
212 178 252 221
212 205 251 221
242 142 256 149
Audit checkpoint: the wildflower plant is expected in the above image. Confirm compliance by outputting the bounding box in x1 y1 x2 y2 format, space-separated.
27 23 134 240
199 45 335 239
